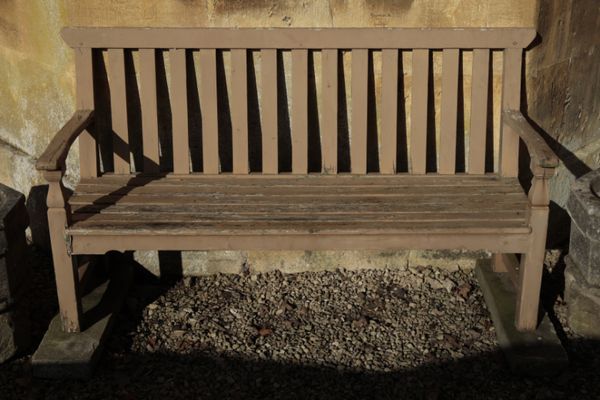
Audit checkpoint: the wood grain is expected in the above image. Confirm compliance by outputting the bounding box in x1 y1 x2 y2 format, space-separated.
351 49 368 174
231 49 249 174
261 49 278 174
499 48 522 178
321 49 338 174
468 49 490 174
503 110 558 168
410 49 429 174
36 110 94 171
108 49 130 174
71 232 531 255
62 28 537 49
381 49 399 174
139 49 160 173
292 49 308 174
170 49 190 174
439 49 460 174
75 47 97 178
199 49 220 174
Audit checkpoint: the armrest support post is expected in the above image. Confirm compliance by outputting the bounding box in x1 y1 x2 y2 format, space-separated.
44 170 70 210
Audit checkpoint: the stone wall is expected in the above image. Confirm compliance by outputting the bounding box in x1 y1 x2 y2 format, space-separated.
526 0 600 245
1 0 538 196
1 0 539 274
526 0 600 338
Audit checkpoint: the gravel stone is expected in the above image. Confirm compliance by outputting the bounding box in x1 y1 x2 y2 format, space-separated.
1 247 599 399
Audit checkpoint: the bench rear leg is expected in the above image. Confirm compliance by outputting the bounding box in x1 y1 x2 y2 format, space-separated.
515 208 548 332
491 253 508 272
46 171 83 333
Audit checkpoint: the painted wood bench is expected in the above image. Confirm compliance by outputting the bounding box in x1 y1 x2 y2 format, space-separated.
36 27 558 334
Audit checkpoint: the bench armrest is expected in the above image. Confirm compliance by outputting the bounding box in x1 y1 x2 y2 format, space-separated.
503 110 558 207
36 109 94 172
503 110 559 174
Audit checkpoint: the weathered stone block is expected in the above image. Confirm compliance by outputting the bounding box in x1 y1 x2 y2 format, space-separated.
569 222 600 286
475 259 568 376
564 256 600 338
32 258 133 379
0 294 30 363
0 183 30 309
566 169 600 285
0 233 29 310
0 183 30 363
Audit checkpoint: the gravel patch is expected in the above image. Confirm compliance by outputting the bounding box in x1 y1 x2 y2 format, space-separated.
126 266 494 371
1 247 599 399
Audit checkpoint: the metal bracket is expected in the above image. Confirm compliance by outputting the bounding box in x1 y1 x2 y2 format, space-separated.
64 234 73 256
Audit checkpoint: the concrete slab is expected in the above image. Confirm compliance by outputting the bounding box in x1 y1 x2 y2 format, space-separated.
32 255 132 379
475 258 568 377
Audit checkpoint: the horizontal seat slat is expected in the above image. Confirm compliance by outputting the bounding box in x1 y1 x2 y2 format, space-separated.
71 212 525 225
74 183 520 194
71 184 523 196
70 203 527 217
78 174 520 187
69 194 526 208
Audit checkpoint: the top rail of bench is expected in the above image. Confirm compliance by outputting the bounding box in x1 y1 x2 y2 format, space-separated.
61 27 536 49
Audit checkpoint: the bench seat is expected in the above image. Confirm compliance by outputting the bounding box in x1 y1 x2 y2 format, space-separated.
67 175 529 241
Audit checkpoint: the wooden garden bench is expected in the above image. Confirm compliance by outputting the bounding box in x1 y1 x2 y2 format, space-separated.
36 27 558 334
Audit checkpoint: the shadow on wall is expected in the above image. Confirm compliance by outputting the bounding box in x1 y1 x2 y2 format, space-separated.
87 47 494 176
520 34 593 249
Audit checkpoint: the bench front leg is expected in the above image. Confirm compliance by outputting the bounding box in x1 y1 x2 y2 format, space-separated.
515 164 555 332
45 170 83 333
36 110 94 333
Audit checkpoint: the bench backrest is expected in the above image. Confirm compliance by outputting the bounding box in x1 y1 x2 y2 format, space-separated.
62 27 535 179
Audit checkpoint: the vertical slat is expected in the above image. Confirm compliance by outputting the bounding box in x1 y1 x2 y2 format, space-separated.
170 49 190 174
231 49 249 174
351 49 368 174
139 49 160 173
199 49 219 174
107 49 130 174
261 49 278 174
439 49 460 174
499 48 522 177
468 49 490 174
321 49 338 174
410 49 429 175
292 49 308 174
380 49 398 174
75 48 97 178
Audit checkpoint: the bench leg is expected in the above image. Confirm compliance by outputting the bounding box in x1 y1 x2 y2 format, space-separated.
514 207 548 332
48 208 83 333
491 253 508 272
46 171 83 333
